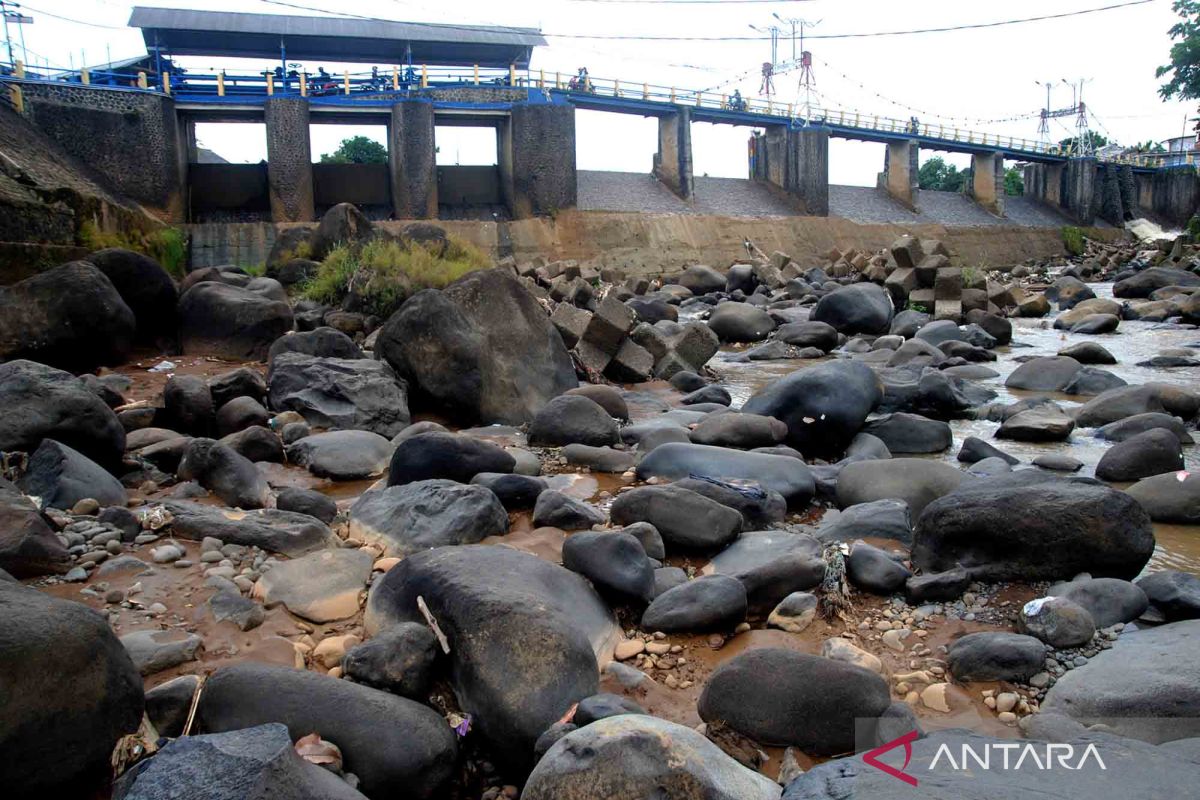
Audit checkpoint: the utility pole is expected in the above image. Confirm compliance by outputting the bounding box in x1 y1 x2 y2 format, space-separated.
748 23 780 98
776 15 820 122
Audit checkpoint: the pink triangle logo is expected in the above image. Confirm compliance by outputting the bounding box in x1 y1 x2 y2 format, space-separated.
862 729 919 786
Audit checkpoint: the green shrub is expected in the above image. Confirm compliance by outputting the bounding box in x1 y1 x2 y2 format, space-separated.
1062 226 1085 257
79 222 188 278
303 236 490 318
1187 215 1200 240
961 265 981 287
241 262 267 278
906 299 930 314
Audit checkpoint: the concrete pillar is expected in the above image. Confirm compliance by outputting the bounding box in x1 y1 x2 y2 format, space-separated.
765 125 788 189
1044 163 1064 208
184 119 198 164
653 106 693 200
1064 157 1097 226
388 100 437 219
1117 164 1137 220
264 97 315 223
970 151 1004 216
500 103 576 219
882 139 919 211
787 126 829 216
1097 163 1125 225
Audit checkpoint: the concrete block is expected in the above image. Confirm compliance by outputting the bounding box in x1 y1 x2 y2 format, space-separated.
753 262 785 289
624 276 650 295
934 299 962 322
573 339 612 376
934 267 963 301
653 351 693 380
909 288 935 311
605 339 654 383
601 267 627 284
583 295 637 355
916 254 950 287
551 302 593 350
670 322 720 371
630 322 670 361
780 262 804 282
885 267 917 305
851 253 871 271
890 235 925 271
771 251 793 270
830 259 853 278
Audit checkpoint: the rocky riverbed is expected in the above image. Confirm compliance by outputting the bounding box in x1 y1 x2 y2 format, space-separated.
2 206 1200 799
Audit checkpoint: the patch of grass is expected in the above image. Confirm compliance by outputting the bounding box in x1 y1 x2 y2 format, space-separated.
961 265 981 287
80 221 188 278
1188 215 1200 240
906 300 930 314
241 262 267 278
1062 226 1085 257
303 236 490 318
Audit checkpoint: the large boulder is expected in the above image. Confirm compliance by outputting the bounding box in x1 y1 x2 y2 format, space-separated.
782 728 1200 799
287 430 393 480
1126 470 1200 523
1138 571 1200 621
837 458 970 518
177 438 271 509
674 476 787 531
817 499 912 547
524 715 781 800
743 361 882 459
947 631 1046 681
347 480 508 556
1005 356 1083 392
811 283 894 335
705 530 825 611
562 531 655 603
195 662 456 799
679 264 728 295
268 326 364 362
376 270 576 425
706 302 778 342
0 478 69 577
0 360 125 468
163 500 338 557
112 723 368 800
0 261 135 371
253 548 374 622
1050 576 1149 628
1113 266 1200 298
179 282 293 360
387 431 515 485
1095 428 1184 482
861 412 952 454
17 439 126 510
913 480 1155 581
610 485 742 550
0 581 143 796
641 574 748 632
1075 385 1169 428
309 202 375 260
85 248 179 345
636 442 815 506
689 413 788 449
528 394 620 447
365 546 619 772
1043 620 1200 743
698 648 890 754
267 353 410 437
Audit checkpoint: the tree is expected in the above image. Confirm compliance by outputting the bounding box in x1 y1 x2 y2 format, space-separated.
1159 1 1200 100
917 156 967 192
1057 130 1108 154
1134 139 1167 153
1004 165 1024 196
319 136 387 164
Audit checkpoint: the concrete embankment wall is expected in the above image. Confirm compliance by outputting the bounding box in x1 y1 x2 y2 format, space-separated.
186 211 1123 274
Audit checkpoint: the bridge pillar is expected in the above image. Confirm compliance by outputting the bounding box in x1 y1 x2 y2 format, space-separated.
264 97 315 223
1064 157 1097 226
882 139 919 211
970 151 1005 216
500 103 577 219
389 100 437 219
764 125 789 188
787 126 829 216
653 107 693 200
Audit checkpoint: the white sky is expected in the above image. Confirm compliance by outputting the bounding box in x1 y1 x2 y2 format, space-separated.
17 0 1196 184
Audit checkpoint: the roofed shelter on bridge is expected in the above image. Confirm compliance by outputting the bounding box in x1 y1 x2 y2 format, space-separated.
128 6 546 68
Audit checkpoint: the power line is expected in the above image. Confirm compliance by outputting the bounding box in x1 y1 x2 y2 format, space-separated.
259 0 1154 42
564 0 815 4
19 3 128 30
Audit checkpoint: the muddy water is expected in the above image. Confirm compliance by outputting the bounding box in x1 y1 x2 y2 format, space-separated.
693 283 1200 575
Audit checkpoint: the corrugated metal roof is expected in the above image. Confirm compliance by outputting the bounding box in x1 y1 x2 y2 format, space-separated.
128 7 546 48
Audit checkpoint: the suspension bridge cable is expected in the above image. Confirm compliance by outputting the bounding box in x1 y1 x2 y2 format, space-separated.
18 3 128 30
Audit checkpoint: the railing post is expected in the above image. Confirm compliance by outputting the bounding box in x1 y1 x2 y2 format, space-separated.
721 93 727 109
266 72 274 95
300 72 308 97
787 103 793 118
854 112 860 127
9 84 22 114
218 71 225 96
696 90 702 107
163 71 171 95
137 71 148 89
539 69 544 89
393 66 399 90
473 64 479 85
421 65 428 88
81 67 90 85
614 78 620 97
14 60 23 79
556 71 561 89
670 87 676 103
343 70 350 95
643 82 649 100
767 99 772 115
509 64 515 86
